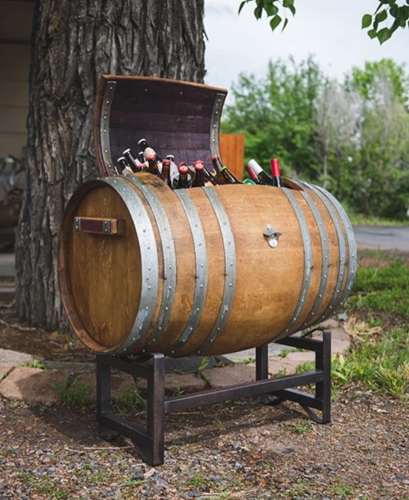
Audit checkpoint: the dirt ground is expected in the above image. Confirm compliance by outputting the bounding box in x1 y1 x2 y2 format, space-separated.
0 251 408 499
0 294 93 362
0 390 408 499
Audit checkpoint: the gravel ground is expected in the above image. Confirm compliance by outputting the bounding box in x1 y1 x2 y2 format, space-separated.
0 389 408 500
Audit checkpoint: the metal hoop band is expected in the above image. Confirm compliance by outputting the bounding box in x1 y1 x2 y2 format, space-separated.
193 187 236 355
103 177 158 355
125 176 177 351
275 188 313 340
168 190 208 355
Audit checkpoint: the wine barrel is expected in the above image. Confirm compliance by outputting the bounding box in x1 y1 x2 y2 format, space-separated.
58 174 356 357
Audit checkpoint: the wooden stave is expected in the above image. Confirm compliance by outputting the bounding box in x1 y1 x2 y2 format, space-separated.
59 177 356 356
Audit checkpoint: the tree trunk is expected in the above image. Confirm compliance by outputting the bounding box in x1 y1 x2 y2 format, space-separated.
16 0 205 330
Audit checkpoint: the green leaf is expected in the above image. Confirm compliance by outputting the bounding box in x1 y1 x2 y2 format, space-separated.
377 27 392 43
254 5 263 19
282 17 289 31
283 0 296 15
375 9 388 23
264 3 279 16
362 14 372 29
269 14 282 30
238 1 247 14
367 29 378 39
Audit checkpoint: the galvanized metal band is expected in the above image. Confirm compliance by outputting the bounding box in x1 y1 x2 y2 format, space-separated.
168 190 208 355
299 190 330 330
314 185 357 316
103 177 158 355
210 93 226 158
125 176 177 350
100 81 116 176
302 182 347 322
193 187 236 355
275 188 313 341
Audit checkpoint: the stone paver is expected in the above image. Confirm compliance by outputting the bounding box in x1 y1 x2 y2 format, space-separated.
139 372 207 391
0 322 351 403
0 367 68 403
0 348 35 365
203 364 255 388
0 362 14 379
79 373 135 398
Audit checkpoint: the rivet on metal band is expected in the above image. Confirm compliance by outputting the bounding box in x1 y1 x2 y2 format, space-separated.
210 93 226 157
167 190 208 355
192 187 236 355
102 177 158 355
314 185 357 316
299 190 330 330
100 81 116 176
302 182 347 323
125 176 177 348
275 189 313 341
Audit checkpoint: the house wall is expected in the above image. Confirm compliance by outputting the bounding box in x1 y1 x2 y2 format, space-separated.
0 0 34 158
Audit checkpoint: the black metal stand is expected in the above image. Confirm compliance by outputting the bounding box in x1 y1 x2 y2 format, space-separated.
96 329 331 465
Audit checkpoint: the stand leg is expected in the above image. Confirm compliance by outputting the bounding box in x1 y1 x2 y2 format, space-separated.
256 345 269 404
145 353 165 465
314 329 331 424
97 359 118 440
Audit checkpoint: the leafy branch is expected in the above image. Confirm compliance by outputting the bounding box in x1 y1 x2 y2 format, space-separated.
238 0 296 32
238 0 409 43
362 1 409 44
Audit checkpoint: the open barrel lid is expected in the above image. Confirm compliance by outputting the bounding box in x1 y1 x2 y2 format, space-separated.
93 76 228 177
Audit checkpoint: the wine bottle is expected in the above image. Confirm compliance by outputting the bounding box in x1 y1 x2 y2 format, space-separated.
245 164 261 184
116 156 128 174
192 161 205 187
199 161 219 185
122 149 139 173
161 159 172 187
178 165 191 189
247 159 275 186
138 138 149 152
144 147 161 176
211 155 241 184
270 158 283 187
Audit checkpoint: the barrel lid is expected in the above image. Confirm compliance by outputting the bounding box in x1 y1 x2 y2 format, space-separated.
94 76 228 178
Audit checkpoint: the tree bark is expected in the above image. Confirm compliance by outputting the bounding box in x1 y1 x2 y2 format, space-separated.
16 0 205 329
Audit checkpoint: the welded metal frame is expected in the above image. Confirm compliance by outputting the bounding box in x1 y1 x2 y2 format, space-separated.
96 328 331 466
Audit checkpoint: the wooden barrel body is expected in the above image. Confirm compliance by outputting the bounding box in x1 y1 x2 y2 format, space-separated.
59 174 356 357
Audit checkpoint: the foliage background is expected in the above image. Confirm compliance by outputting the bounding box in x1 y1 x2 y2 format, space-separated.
222 57 409 220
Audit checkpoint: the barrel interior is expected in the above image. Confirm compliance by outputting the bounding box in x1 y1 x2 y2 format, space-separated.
60 184 142 352
94 76 227 177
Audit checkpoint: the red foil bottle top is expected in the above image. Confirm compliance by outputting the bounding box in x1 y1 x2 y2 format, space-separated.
194 162 204 171
271 158 281 177
179 165 189 174
245 164 258 182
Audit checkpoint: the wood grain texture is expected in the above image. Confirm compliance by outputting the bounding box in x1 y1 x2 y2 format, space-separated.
17 0 206 330
59 176 354 356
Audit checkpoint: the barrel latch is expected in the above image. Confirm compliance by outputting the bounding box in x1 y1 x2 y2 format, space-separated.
263 224 282 248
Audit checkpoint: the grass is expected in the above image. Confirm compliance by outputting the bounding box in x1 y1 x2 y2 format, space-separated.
347 212 409 226
332 327 409 397
337 254 409 398
346 258 409 319
51 376 92 406
112 383 146 414
19 359 47 369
